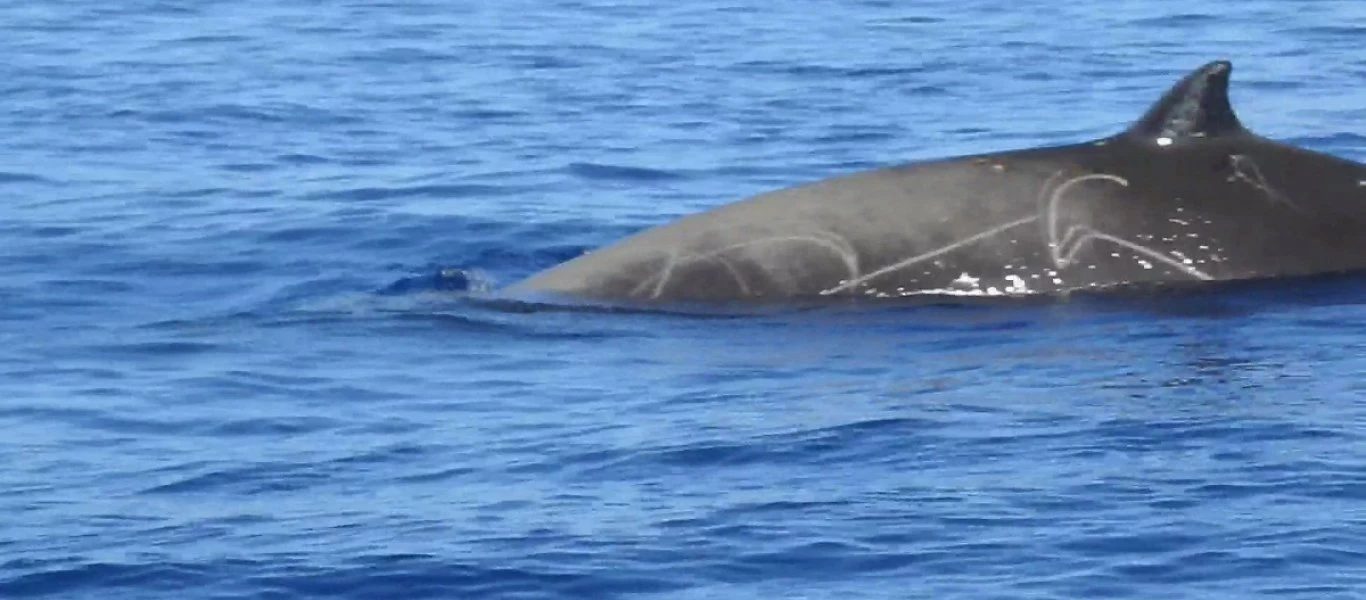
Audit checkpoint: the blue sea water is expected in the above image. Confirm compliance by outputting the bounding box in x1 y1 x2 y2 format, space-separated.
4 0 1366 598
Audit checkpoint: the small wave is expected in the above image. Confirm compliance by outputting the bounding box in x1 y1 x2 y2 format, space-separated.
1290 25 1366 37
207 416 340 437
108 104 361 127
346 47 460 64
511 54 583 70
0 171 51 185
379 268 488 295
165 187 232 198
810 129 899 144
879 15 944 24
556 417 933 480
0 553 692 598
91 340 224 356
275 153 331 165
565 162 686 182
734 60 935 80
171 34 250 44
218 163 275 173
307 184 515 202
452 108 525 121
140 462 331 495
1129 13 1217 27
0 561 208 598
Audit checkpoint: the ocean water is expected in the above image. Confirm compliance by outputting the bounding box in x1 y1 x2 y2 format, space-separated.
4 1 1366 598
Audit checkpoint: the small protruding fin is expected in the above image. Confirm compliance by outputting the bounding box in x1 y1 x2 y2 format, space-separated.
1125 60 1245 143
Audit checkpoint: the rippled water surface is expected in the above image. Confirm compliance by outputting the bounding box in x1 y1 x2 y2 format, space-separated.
4 1 1366 598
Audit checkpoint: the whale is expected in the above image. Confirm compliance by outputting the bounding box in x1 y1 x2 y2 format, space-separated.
504 60 1366 306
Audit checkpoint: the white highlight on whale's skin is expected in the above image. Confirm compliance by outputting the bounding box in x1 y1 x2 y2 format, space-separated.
951 272 981 288
1004 274 1029 294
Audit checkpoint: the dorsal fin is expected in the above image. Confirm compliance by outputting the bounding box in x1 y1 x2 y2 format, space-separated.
1125 60 1245 144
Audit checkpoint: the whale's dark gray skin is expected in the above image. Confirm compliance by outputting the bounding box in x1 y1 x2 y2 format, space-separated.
505 60 1366 305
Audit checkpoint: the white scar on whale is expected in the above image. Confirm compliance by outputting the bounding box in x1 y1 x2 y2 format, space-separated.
816 171 1214 296
1042 171 1212 280
818 216 1037 295
635 231 861 299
